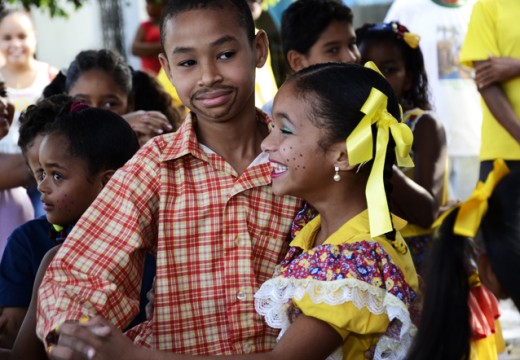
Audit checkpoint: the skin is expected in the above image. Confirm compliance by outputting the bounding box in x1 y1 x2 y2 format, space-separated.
47 77 373 360
360 39 447 227
474 61 520 144
131 0 164 59
159 7 269 174
475 56 520 89
287 20 360 72
37 133 111 226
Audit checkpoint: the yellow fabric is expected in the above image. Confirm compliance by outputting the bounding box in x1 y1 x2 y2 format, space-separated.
346 78 414 238
156 68 183 109
289 210 418 360
459 0 520 160
432 159 509 235
470 333 498 360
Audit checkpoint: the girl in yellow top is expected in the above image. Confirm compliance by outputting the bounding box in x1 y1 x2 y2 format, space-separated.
48 62 419 360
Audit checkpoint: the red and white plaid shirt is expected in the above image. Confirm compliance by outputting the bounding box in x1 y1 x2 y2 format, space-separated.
37 111 302 354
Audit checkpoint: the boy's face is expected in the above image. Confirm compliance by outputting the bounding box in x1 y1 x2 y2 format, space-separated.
159 7 268 124
290 20 360 71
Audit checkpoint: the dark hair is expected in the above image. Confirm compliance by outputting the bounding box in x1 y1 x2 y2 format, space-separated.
159 0 255 54
356 21 431 111
286 62 399 239
45 104 139 177
131 69 181 129
18 94 73 154
0 9 31 25
64 49 132 96
281 0 353 61
406 164 520 360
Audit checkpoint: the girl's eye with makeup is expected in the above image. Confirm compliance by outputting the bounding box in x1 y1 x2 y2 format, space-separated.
52 172 63 181
281 126 294 135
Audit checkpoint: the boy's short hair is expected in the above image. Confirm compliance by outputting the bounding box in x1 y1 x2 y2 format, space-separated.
160 0 255 54
281 0 353 61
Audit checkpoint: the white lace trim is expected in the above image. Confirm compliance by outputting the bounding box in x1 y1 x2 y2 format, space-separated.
254 277 416 360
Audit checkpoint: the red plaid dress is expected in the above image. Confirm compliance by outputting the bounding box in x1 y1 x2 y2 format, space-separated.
36 111 302 354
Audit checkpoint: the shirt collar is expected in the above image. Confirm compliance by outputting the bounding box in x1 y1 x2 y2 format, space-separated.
160 109 272 164
290 209 407 250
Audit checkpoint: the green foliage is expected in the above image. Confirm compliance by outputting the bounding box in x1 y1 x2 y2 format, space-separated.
4 0 84 17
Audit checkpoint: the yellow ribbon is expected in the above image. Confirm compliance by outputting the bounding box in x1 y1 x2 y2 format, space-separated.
454 159 509 237
432 159 509 237
403 32 421 49
346 63 414 237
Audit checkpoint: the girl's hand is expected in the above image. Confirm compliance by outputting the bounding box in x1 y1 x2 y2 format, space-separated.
48 316 136 360
123 110 174 146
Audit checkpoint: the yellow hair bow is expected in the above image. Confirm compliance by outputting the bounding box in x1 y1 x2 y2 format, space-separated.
454 159 509 237
432 159 509 237
402 32 421 49
346 62 414 237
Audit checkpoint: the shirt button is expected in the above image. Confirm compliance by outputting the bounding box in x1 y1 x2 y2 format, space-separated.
237 291 246 301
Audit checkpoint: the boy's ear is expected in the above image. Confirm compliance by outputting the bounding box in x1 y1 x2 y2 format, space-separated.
159 53 173 83
477 253 509 299
99 169 116 187
254 30 269 69
287 50 307 72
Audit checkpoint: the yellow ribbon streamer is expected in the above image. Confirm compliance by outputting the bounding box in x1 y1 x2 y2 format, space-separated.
346 64 414 237
454 159 509 237
432 158 509 236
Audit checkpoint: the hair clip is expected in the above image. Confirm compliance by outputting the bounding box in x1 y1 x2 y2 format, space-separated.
69 101 89 113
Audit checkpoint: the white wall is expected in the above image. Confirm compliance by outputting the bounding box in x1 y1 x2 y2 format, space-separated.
30 0 146 71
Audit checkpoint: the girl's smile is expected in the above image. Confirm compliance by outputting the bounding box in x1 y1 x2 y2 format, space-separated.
269 159 289 179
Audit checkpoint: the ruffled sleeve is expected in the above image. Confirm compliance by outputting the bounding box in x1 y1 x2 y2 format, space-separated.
255 239 418 360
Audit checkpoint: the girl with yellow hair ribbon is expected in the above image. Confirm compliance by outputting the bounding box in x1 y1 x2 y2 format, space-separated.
406 159 514 360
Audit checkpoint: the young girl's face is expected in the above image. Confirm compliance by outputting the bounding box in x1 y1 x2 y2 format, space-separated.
68 69 130 116
297 20 360 71
262 81 334 199
37 133 105 226
0 13 36 67
359 40 410 100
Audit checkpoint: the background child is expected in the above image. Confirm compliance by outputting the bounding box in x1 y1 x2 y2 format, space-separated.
131 0 165 75
43 49 179 146
37 0 302 357
406 159 513 360
357 21 448 275
0 9 58 154
47 62 420 360
0 94 70 350
262 0 360 115
3 103 142 360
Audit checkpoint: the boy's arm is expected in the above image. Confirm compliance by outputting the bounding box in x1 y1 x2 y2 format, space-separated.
475 57 520 89
0 153 33 190
131 25 163 58
36 145 161 344
10 246 60 360
475 60 520 144
0 307 27 348
49 312 343 360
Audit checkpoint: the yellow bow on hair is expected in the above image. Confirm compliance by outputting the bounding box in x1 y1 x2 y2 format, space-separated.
454 159 509 237
346 62 414 237
402 32 421 49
